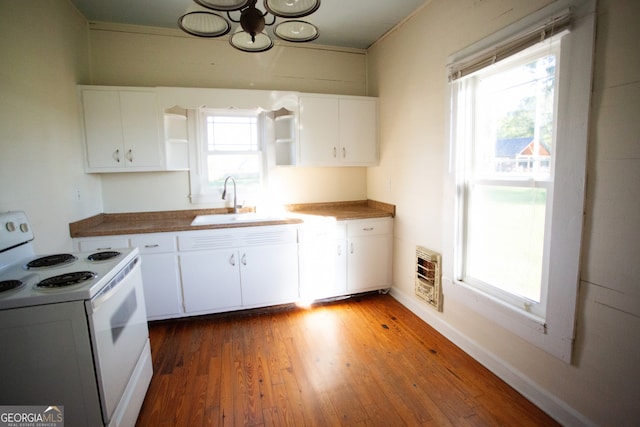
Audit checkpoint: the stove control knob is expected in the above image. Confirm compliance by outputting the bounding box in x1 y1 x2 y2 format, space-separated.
19 223 29 233
6 221 15 232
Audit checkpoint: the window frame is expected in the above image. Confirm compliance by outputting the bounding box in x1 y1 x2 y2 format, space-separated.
459 42 561 319
444 0 596 362
188 108 267 205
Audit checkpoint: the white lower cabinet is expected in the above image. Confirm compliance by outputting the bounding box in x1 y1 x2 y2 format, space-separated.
177 225 299 315
73 233 183 320
130 234 182 320
346 219 393 293
179 249 242 313
299 221 347 301
73 216 391 318
299 217 392 301
240 244 299 307
138 252 182 319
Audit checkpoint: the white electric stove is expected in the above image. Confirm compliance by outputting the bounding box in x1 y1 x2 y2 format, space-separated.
0 248 139 309
0 211 153 426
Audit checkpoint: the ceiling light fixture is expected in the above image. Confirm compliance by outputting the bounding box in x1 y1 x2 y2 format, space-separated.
178 0 320 53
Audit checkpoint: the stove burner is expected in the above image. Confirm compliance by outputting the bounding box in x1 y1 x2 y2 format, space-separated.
87 251 121 262
36 271 97 289
0 280 23 293
26 253 77 269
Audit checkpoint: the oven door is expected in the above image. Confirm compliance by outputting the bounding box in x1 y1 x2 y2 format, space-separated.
85 257 149 425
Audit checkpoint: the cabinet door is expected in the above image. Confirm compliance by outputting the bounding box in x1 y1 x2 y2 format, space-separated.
347 234 392 293
179 250 242 313
131 234 181 320
299 239 347 301
299 96 339 165
81 88 163 172
139 253 182 319
82 90 125 169
339 98 378 165
240 244 299 307
120 91 162 168
335 240 348 296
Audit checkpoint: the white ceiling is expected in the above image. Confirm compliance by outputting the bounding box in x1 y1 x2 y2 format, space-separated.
69 0 427 50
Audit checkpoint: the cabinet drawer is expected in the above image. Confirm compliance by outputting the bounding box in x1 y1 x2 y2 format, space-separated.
347 218 392 237
179 225 298 251
299 221 346 242
178 229 239 251
239 225 298 246
77 237 130 252
131 234 177 254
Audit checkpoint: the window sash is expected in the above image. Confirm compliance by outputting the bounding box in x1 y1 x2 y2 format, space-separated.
204 113 259 153
462 181 549 308
189 109 265 204
455 44 561 318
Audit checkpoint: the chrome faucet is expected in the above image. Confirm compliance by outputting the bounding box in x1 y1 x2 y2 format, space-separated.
222 176 238 213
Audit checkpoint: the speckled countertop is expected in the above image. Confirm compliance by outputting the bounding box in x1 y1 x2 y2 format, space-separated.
69 200 395 238
287 199 395 220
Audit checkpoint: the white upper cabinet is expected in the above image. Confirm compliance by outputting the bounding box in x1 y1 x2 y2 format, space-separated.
299 96 339 165
80 87 164 172
79 86 378 171
299 94 378 166
80 86 190 173
339 98 378 165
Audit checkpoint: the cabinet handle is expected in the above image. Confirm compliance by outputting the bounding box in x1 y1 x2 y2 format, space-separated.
126 149 133 162
363 227 374 231
241 253 247 266
144 244 159 248
114 149 120 163
350 242 354 254
333 147 337 158
97 247 112 250
342 147 346 158
229 253 235 266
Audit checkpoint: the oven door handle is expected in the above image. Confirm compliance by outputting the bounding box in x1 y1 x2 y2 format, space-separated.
87 257 139 313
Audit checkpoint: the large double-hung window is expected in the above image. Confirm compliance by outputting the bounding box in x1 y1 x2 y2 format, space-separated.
446 0 595 361
460 42 559 317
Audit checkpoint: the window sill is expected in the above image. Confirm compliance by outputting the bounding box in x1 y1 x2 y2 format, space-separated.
447 277 546 332
444 276 573 362
189 193 225 205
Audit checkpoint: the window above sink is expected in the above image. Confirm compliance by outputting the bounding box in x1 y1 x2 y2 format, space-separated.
188 108 266 206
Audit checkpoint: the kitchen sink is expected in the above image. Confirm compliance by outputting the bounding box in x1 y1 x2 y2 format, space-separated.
190 212 288 226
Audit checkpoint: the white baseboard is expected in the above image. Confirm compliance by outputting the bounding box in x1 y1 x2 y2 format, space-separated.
389 287 593 427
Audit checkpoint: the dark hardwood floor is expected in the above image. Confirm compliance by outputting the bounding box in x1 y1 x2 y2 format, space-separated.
136 293 558 426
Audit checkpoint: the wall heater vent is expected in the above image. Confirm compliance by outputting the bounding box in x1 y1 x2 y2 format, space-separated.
415 246 443 312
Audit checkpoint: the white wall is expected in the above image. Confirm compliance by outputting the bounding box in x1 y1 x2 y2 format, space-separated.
368 0 640 425
3 0 637 424
99 168 368 212
0 1 370 230
0 0 101 252
84 23 370 213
